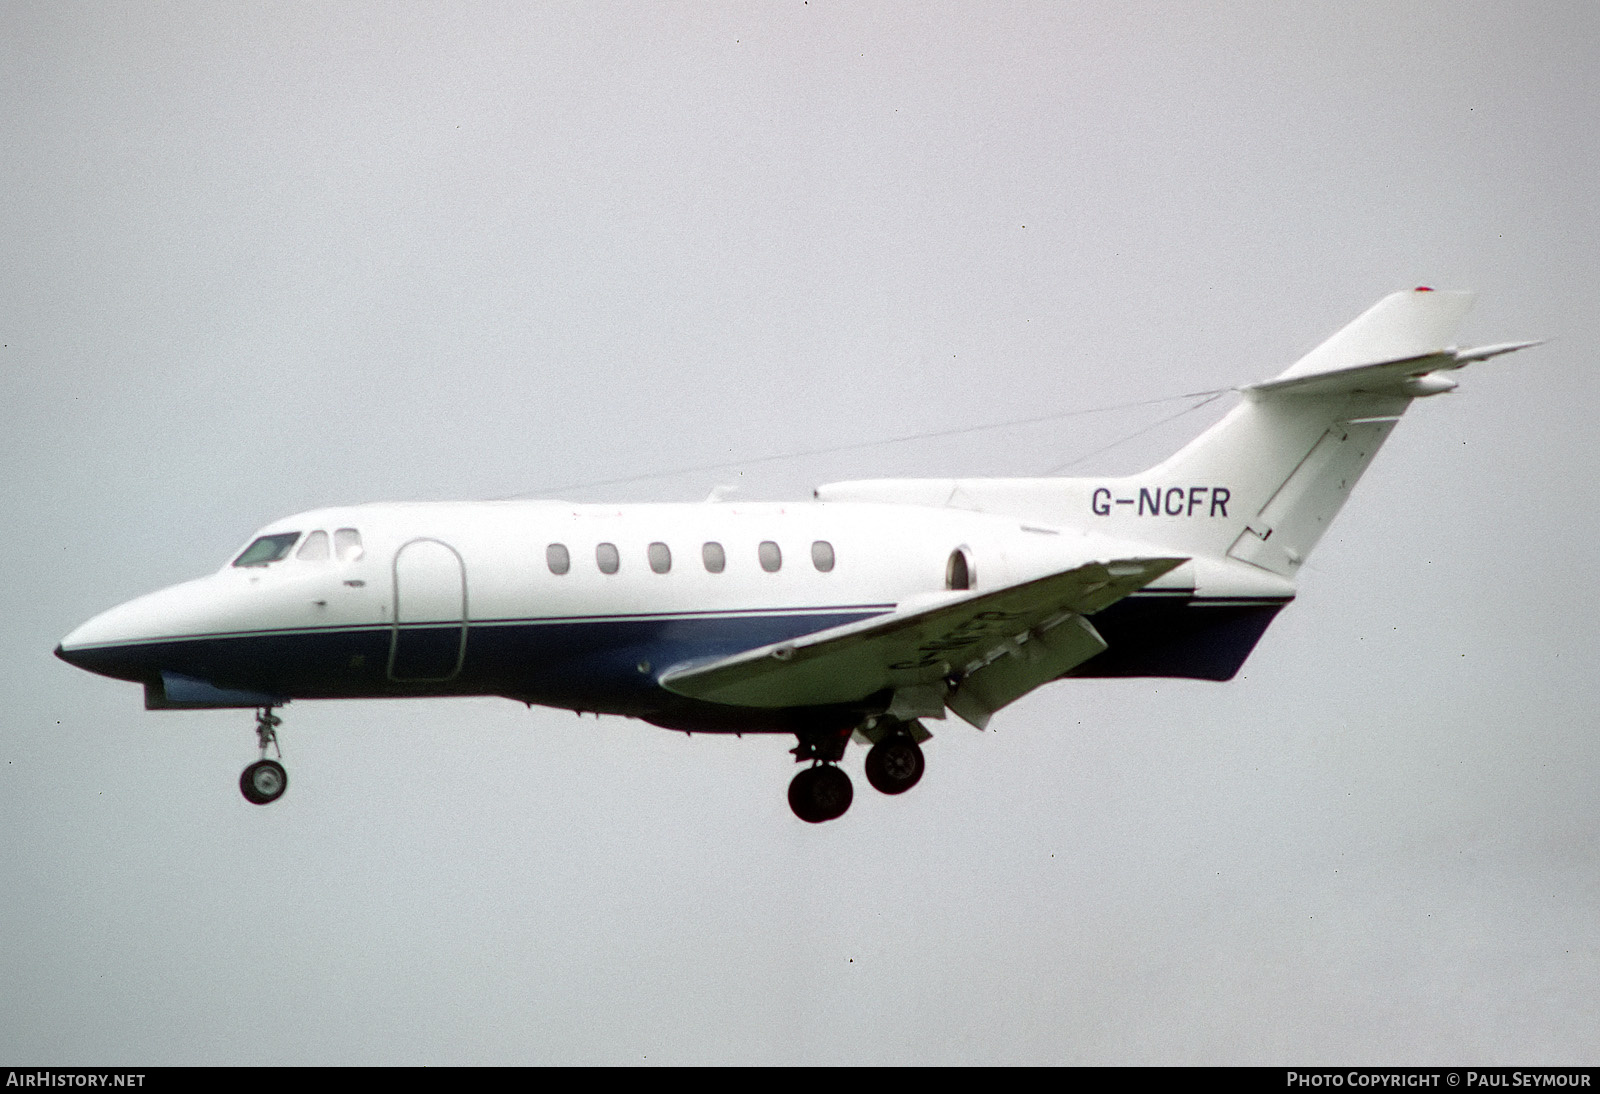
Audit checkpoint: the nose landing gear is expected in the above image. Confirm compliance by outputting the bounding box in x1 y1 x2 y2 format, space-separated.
239 707 288 805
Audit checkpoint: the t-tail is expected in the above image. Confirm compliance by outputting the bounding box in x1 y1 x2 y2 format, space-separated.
817 287 1540 577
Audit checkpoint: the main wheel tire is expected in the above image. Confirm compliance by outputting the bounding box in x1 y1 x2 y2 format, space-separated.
788 767 823 823
240 759 288 805
788 764 853 823
865 737 925 795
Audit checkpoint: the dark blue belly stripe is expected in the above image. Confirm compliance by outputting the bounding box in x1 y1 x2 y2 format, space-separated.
60 593 1291 728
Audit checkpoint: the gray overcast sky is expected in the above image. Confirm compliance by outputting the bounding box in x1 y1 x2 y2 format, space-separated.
3 1 1597 1064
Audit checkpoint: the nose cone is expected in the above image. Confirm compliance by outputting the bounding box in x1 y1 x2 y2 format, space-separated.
56 603 156 683
57 610 114 656
54 641 90 669
55 577 221 683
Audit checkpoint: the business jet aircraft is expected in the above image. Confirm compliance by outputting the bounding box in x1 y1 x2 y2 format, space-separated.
55 289 1536 821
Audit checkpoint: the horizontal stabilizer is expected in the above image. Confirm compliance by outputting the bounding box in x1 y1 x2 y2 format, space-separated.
658 556 1185 710
1247 338 1543 399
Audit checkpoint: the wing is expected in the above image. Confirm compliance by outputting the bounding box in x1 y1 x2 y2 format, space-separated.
657 556 1186 725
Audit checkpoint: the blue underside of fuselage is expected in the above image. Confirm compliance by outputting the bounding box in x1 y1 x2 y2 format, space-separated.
57 594 1289 732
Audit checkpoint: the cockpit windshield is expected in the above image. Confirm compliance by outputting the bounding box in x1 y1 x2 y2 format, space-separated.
232 532 302 568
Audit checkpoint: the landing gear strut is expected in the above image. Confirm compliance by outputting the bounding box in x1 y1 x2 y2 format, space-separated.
239 706 288 805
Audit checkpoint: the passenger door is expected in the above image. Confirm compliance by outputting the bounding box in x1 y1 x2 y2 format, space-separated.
388 538 467 682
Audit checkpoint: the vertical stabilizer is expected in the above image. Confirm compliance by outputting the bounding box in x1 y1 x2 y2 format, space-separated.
1126 288 1478 571
1275 288 1474 380
814 290 1537 584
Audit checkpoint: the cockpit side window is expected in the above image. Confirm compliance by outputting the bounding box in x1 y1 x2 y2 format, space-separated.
296 530 330 561
233 532 301 567
334 528 364 561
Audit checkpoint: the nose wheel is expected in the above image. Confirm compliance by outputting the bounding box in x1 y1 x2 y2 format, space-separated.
239 706 288 805
240 758 288 804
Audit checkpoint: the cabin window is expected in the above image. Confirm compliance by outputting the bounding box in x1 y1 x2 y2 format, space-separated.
232 532 301 568
759 541 782 573
596 542 620 574
334 528 364 561
546 543 571 575
702 542 726 573
648 542 672 573
811 540 835 572
946 547 974 591
295 530 330 561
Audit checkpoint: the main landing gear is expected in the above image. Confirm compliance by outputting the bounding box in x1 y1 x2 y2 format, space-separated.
864 730 925 796
239 706 288 806
788 764 853 824
788 724 853 823
786 717 928 823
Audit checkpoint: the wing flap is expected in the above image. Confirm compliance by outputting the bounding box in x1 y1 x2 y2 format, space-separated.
658 556 1186 710
944 612 1108 730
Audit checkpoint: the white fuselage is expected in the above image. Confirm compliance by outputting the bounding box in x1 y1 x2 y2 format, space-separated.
56 497 1293 730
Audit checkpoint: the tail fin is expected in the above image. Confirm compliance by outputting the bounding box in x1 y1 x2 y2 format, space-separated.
813 290 1537 580
1133 288 1537 575
1272 287 1476 382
